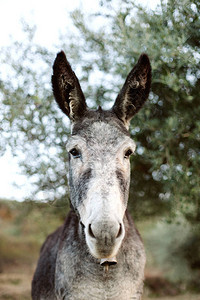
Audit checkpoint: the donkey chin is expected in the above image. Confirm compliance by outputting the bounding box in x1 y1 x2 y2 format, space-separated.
84 218 125 263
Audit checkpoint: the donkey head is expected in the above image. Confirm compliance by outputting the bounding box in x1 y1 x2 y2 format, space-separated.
52 51 151 261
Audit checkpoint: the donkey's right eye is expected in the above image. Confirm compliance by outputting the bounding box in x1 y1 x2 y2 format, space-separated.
69 148 81 158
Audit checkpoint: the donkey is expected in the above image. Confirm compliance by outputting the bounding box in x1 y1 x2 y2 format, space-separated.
32 51 151 300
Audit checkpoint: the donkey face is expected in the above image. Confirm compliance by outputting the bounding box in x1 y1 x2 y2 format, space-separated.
52 51 151 260
66 116 136 259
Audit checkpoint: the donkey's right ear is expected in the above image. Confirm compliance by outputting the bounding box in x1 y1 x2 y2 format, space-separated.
112 54 151 128
52 51 87 121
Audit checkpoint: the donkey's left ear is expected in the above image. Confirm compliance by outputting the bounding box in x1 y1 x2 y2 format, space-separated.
112 54 151 128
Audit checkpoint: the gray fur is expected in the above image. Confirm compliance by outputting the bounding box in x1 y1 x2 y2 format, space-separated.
32 51 151 300
32 210 145 300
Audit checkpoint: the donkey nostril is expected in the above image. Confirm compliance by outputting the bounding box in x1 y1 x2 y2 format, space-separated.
88 224 95 238
116 223 122 238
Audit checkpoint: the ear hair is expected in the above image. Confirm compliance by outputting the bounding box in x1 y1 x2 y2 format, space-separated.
52 51 87 121
112 54 151 127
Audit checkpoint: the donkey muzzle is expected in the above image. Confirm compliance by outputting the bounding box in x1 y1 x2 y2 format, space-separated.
85 220 125 259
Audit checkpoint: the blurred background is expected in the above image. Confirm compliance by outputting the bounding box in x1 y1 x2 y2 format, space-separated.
0 0 200 299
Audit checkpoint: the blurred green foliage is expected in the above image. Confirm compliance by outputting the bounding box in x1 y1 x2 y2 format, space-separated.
0 0 199 222
141 219 200 291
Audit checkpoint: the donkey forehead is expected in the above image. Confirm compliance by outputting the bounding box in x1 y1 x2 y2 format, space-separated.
67 121 136 152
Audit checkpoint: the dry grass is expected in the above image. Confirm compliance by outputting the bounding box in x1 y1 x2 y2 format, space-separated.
0 265 33 300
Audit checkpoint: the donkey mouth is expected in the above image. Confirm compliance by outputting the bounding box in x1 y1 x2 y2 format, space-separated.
89 242 121 261
100 257 117 266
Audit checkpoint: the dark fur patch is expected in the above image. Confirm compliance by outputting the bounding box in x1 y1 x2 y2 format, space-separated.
32 225 64 299
76 168 92 204
116 168 128 198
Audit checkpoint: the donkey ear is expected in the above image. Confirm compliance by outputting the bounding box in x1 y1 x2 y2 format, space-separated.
112 54 151 127
52 51 87 121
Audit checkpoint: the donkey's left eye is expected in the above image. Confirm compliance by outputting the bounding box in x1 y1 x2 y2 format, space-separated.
124 149 133 159
69 148 81 158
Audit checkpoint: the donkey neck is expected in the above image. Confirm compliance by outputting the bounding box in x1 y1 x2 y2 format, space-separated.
55 210 145 300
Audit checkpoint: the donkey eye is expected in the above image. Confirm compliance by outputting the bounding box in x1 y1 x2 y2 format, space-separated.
69 148 81 158
124 149 133 159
